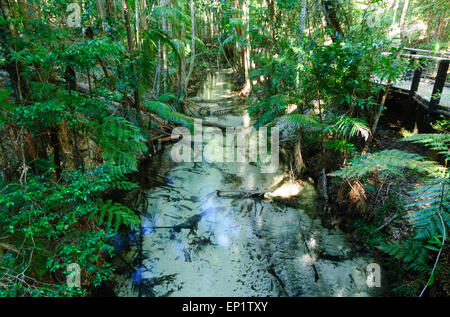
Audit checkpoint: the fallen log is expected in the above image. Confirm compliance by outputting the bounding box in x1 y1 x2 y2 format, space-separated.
375 213 399 232
216 189 265 198
150 111 231 130
216 189 302 208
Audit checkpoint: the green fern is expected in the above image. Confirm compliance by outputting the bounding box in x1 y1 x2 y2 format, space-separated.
406 177 449 239
248 94 289 128
283 113 323 130
329 149 441 179
328 115 371 140
403 133 450 161
332 134 449 295
90 199 140 231
91 116 147 174
379 239 430 272
145 100 194 131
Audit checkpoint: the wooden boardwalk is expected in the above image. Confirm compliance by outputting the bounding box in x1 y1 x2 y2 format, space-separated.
389 48 450 117
393 78 450 108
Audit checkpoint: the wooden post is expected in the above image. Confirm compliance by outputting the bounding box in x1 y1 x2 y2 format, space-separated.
407 49 416 78
410 65 422 98
429 59 449 111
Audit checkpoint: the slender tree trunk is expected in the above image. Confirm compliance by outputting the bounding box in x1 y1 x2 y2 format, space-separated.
153 40 162 98
49 126 62 181
399 0 409 42
135 0 140 49
106 0 114 20
122 0 142 123
140 0 147 30
391 0 399 28
362 84 391 155
242 0 251 96
161 0 168 93
179 17 187 99
296 0 307 93
185 0 195 93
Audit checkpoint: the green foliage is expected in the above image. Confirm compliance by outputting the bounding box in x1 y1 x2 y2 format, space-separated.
333 133 449 295
406 177 450 239
90 199 140 232
0 166 132 296
145 100 194 130
283 113 323 131
379 239 431 277
92 115 148 174
327 116 371 141
403 134 450 161
248 94 289 128
324 138 357 155
330 149 441 179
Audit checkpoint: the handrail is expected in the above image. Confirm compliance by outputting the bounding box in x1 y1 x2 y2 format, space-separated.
400 53 450 62
403 47 450 57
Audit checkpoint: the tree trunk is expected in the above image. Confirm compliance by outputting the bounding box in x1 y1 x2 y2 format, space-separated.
242 0 251 96
296 0 307 93
321 0 344 42
49 126 62 181
185 0 195 93
179 17 187 100
121 0 142 123
135 0 140 49
161 0 168 93
399 0 409 42
391 0 399 28
362 84 391 155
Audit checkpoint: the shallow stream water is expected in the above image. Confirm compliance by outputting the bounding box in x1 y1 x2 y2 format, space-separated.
114 69 384 297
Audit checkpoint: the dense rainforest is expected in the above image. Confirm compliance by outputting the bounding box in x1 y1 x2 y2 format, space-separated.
0 0 449 297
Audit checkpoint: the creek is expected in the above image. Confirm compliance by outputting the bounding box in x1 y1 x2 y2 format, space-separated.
113 69 384 297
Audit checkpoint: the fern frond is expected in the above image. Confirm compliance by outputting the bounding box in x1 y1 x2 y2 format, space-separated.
92 116 147 174
145 101 194 130
330 150 441 179
329 115 371 140
283 113 323 130
406 177 450 239
379 239 429 271
403 133 450 161
91 199 140 231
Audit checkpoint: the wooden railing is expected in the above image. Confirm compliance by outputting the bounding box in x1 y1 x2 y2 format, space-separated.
393 48 450 117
